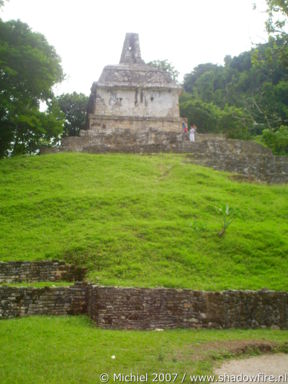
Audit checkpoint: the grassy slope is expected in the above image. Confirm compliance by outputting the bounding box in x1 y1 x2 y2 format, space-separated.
0 316 288 384
0 153 287 290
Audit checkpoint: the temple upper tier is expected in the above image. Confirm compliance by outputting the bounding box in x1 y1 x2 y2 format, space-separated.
61 33 183 152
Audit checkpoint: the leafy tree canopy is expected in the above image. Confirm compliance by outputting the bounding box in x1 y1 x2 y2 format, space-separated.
266 0 288 35
57 92 88 137
0 19 64 156
180 93 252 139
262 124 288 154
182 37 288 139
183 63 221 93
148 59 179 82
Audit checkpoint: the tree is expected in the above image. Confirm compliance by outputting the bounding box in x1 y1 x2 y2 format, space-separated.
180 95 220 133
266 0 288 35
219 105 253 139
183 63 220 93
148 59 179 82
182 37 288 137
0 19 64 156
57 93 88 137
180 93 253 138
7 102 64 155
179 3 288 145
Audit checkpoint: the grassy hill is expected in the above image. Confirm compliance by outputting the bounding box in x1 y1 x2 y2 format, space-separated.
0 152 287 290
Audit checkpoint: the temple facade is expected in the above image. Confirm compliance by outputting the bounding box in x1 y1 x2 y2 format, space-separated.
62 33 183 152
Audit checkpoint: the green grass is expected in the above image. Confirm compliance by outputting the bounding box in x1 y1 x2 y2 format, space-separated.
0 152 287 290
0 316 287 384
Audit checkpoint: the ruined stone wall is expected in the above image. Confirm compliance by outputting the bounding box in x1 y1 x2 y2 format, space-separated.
88 286 288 330
0 284 87 319
87 116 182 133
93 87 180 119
0 283 287 328
183 138 288 183
0 261 86 283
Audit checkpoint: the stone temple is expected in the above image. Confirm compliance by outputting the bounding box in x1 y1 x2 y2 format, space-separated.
62 33 183 152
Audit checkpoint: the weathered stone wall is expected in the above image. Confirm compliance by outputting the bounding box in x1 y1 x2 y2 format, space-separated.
92 87 180 119
1 283 287 328
0 261 86 283
62 127 183 153
87 116 182 133
87 286 288 330
183 138 288 183
0 283 87 319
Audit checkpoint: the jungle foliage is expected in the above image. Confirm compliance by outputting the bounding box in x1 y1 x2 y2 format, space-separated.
180 0 288 154
181 38 288 152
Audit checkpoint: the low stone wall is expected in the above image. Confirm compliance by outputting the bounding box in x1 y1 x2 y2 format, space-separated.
88 286 288 330
1 282 287 329
0 283 87 319
0 261 86 283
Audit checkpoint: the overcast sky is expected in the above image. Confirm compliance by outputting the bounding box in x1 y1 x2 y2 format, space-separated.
1 0 268 96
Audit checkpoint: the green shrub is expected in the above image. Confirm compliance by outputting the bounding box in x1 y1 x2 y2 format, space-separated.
180 95 253 138
180 97 220 133
262 125 288 154
220 105 253 139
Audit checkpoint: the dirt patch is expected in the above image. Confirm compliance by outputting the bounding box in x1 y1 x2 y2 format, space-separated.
206 340 276 355
215 353 288 379
173 340 277 362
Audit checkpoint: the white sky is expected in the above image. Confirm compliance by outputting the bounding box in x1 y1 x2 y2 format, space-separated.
1 0 268 96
